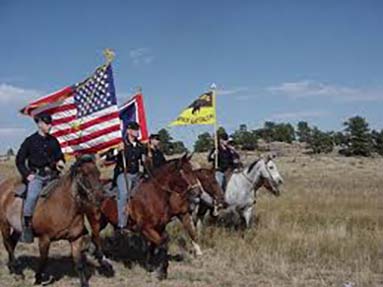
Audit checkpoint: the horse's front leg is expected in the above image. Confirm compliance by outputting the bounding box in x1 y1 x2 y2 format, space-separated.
141 227 169 280
86 211 114 276
0 223 22 277
179 213 203 256
71 236 89 287
35 236 53 285
242 205 253 229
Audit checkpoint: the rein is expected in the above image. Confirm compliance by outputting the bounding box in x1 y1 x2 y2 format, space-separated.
74 176 99 207
149 168 201 197
241 169 257 187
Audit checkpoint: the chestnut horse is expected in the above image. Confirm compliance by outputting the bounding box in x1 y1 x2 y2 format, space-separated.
0 155 105 287
86 154 203 279
88 165 224 260
126 154 203 279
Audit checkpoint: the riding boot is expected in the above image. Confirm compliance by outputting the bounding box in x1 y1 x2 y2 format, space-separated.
20 216 34 243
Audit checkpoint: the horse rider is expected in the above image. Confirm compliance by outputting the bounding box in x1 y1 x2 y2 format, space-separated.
15 113 65 243
106 121 146 231
227 136 243 170
146 133 167 172
208 132 235 191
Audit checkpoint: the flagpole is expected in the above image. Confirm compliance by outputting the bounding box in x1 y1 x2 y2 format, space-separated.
210 83 219 170
104 49 131 216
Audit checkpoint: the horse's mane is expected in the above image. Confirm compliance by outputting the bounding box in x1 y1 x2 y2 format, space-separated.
44 155 96 199
41 172 72 199
148 158 179 178
247 158 260 174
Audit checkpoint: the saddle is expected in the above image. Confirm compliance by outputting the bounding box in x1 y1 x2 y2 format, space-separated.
14 178 60 199
223 166 243 189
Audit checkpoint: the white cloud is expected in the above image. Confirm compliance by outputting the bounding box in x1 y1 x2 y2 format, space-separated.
267 111 328 121
0 127 27 136
129 48 154 65
0 83 41 104
218 87 249 96
267 80 383 102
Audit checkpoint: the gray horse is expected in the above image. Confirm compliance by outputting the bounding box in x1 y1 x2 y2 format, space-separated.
224 155 283 227
195 155 283 229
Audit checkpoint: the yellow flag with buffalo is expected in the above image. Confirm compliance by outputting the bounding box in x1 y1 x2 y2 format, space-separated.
169 91 216 126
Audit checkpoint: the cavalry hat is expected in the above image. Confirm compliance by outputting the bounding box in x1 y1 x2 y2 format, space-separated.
218 132 229 141
149 134 160 140
149 134 161 141
126 121 140 130
34 113 53 124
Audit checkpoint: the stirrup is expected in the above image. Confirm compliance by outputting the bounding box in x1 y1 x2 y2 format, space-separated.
20 226 34 243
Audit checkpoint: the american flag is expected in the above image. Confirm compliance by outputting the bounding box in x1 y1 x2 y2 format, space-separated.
20 64 122 155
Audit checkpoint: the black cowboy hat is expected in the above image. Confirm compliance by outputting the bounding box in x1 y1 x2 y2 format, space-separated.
126 121 140 130
218 132 229 141
34 113 52 124
149 133 160 141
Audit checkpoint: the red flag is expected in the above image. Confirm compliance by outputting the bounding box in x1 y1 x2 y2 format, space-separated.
119 93 149 142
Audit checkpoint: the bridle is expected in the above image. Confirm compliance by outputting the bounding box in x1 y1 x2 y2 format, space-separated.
179 169 203 195
241 160 278 191
150 167 202 198
74 174 101 207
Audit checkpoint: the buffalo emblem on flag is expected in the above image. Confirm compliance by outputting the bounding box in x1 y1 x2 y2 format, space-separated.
189 92 213 115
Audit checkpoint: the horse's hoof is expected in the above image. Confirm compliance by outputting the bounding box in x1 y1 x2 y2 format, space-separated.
14 273 25 281
154 264 168 280
98 259 115 277
34 273 54 286
8 262 24 280
155 270 167 280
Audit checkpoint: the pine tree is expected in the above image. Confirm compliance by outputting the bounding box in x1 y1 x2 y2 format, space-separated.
194 132 214 152
273 123 295 143
307 127 334 154
296 121 311 143
232 124 257 150
372 129 383 155
343 116 373 157
157 128 173 154
6 148 14 157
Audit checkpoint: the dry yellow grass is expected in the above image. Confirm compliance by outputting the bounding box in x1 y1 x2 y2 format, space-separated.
0 153 382 286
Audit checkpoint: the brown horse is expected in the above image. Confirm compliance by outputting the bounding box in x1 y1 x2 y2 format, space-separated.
0 155 105 287
88 165 223 259
126 154 203 279
193 168 227 226
187 168 225 255
85 154 203 279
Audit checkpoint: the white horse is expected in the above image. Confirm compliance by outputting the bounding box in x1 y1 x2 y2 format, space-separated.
224 155 283 227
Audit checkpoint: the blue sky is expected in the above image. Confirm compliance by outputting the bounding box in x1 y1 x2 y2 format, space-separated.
1 0 383 152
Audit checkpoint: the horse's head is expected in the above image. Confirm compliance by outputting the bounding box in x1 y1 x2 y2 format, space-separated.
173 153 203 199
258 154 284 196
70 154 104 205
195 168 226 209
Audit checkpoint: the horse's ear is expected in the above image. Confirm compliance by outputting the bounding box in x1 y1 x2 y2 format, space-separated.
187 152 194 161
181 152 188 161
266 153 276 162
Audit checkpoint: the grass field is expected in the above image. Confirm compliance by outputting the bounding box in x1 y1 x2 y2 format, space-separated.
0 154 382 287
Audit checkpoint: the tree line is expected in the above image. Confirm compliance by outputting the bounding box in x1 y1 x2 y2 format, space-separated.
5 115 382 157
191 116 383 157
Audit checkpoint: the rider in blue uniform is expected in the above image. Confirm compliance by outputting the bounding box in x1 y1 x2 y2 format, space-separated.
16 113 65 243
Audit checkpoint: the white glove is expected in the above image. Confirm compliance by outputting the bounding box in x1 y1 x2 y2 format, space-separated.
56 160 65 171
